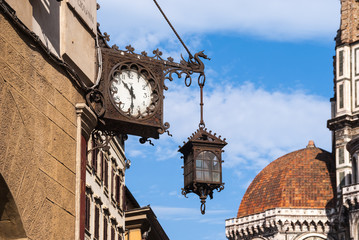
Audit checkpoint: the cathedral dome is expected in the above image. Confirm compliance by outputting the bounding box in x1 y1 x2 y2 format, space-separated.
237 141 336 218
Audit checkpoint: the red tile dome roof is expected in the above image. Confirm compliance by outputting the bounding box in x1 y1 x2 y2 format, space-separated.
237 141 336 218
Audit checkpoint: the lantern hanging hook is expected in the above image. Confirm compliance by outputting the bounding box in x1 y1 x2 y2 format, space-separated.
200 201 206 215
200 195 207 215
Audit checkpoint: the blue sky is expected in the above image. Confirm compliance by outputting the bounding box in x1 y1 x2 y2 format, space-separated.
97 1 340 239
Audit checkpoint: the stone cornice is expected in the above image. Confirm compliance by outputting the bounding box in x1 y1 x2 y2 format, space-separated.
226 208 333 239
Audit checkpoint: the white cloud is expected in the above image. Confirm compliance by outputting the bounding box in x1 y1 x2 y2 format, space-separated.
98 0 340 51
162 81 331 171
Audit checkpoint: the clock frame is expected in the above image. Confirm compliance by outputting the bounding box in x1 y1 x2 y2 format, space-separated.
96 48 166 139
109 63 160 119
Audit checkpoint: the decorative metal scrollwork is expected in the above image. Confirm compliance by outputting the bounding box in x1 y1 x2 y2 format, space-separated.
86 89 105 118
139 137 154 146
88 129 118 153
181 182 224 215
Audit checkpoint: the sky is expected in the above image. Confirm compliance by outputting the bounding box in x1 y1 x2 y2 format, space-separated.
97 1 340 239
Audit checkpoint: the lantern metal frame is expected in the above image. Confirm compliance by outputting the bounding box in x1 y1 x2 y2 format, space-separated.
178 74 227 214
179 126 227 214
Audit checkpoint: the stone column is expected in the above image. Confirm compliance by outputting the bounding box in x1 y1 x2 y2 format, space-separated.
75 103 97 240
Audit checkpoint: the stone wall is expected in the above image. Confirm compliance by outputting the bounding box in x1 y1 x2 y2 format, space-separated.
0 11 84 239
337 0 359 45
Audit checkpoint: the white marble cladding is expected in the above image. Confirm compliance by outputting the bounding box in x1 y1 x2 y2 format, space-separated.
343 183 359 207
225 208 333 239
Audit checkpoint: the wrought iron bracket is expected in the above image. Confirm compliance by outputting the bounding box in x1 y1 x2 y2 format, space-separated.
87 129 118 153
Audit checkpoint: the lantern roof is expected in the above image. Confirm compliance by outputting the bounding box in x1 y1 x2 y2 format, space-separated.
178 127 227 154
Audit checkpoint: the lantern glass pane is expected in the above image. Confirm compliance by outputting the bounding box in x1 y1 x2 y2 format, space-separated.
196 159 203 168
213 172 220 182
213 160 220 170
203 160 210 169
196 171 203 180
203 172 210 181
195 151 221 183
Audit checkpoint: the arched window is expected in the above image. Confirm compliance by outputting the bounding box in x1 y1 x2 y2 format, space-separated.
0 174 27 239
352 155 358 184
195 151 221 183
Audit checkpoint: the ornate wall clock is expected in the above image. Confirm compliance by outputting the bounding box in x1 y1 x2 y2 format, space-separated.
109 63 160 119
89 46 167 140
87 29 210 141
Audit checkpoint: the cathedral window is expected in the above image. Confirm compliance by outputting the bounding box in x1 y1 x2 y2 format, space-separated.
339 171 345 187
339 50 344 76
348 173 352 185
356 48 359 75
338 148 344 164
339 84 344 109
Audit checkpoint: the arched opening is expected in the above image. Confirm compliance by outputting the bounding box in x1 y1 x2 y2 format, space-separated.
0 174 27 239
353 155 358 184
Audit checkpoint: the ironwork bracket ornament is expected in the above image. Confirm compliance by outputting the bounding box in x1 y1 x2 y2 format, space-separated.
182 182 225 214
87 129 118 153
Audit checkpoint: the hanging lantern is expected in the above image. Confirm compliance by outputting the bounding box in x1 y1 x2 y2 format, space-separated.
178 77 227 214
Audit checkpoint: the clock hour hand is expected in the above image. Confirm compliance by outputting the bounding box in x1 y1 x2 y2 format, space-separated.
123 82 136 99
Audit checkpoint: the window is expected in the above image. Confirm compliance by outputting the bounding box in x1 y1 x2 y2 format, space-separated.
111 168 114 198
339 84 344 109
103 216 108 240
356 48 359 75
85 195 90 231
339 171 345 187
92 139 98 173
115 175 120 204
100 152 104 181
111 227 115 240
94 206 100 239
338 148 344 164
195 151 221 183
104 159 109 189
339 50 344 76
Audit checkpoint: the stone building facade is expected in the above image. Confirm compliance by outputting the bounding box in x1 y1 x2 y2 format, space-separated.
0 1 168 240
226 0 359 239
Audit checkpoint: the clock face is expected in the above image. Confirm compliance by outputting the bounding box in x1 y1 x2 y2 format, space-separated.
110 70 154 117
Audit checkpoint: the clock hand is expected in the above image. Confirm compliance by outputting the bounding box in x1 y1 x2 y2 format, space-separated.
123 81 136 99
122 81 131 93
130 96 134 114
130 85 136 99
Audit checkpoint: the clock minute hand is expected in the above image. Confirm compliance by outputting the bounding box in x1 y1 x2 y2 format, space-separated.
130 85 136 99
123 82 136 99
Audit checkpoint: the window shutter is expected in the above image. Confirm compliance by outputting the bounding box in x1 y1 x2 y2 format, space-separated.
94 206 99 239
85 196 90 231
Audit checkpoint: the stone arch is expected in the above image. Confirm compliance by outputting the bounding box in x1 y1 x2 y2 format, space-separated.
0 174 27 239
